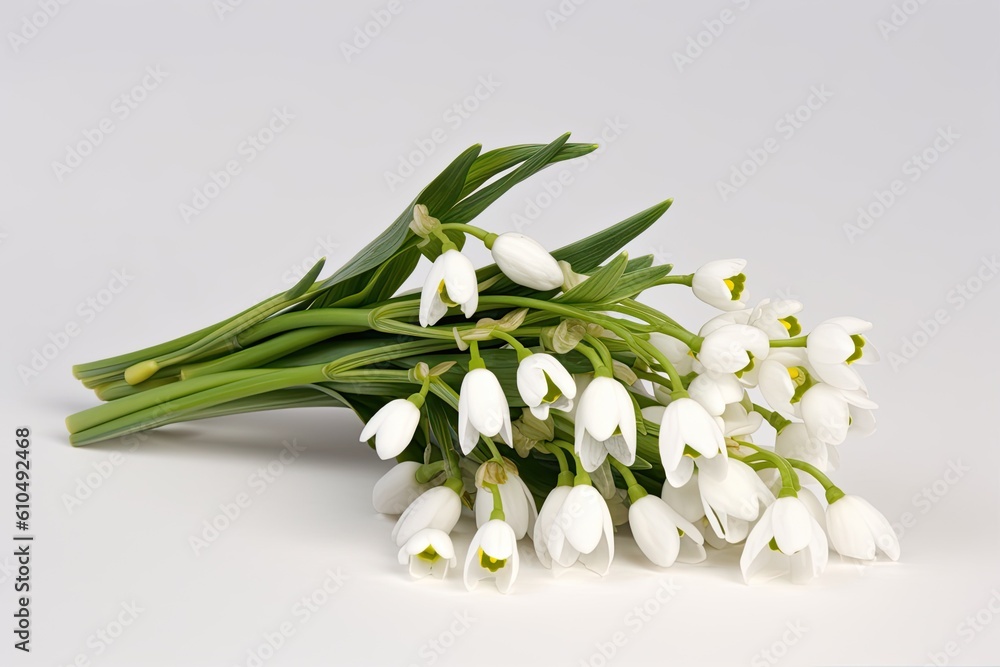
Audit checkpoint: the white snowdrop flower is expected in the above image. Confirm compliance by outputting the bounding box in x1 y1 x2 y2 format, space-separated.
464 519 520 593
826 494 900 561
806 317 879 391
774 422 838 472
629 494 705 567
372 461 432 515
359 398 421 460
516 353 576 420
691 259 748 311
740 495 829 584
392 486 462 547
545 485 615 575
658 397 726 475
574 376 637 472
698 458 774 542
799 384 877 447
419 249 479 327
474 472 538 540
687 372 744 416
397 528 456 579
648 332 695 376
533 485 574 568
490 232 564 290
458 368 513 454
698 323 770 376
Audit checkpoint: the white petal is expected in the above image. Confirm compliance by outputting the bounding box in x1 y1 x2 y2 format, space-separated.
771 497 813 554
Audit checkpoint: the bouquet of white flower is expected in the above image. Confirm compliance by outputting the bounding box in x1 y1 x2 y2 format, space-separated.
67 134 898 592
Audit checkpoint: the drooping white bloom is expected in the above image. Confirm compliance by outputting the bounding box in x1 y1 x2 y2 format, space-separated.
720 401 763 438
774 422 838 472
359 398 421 460
799 384 877 447
372 461 432 514
740 495 829 584
474 472 538 540
419 249 479 327
757 357 806 417
629 494 705 567
533 485 573 568
648 333 695 376
458 368 513 454
687 372 744 416
691 259 748 311
397 528 457 579
660 472 705 523
749 299 803 339
698 458 774 541
574 376 637 472
826 495 900 561
545 485 615 575
658 397 726 476
697 323 770 376
806 317 878 391
490 232 564 291
516 353 576 420
464 519 519 593
392 486 462 547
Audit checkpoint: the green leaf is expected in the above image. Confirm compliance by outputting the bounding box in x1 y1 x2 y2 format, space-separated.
623 255 654 273
631 455 653 471
479 198 674 296
601 263 674 303
318 143 482 292
555 252 629 304
426 395 456 454
461 142 598 198
284 257 325 299
443 133 572 224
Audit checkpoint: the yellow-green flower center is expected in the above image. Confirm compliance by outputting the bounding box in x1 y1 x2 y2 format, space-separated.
788 366 815 404
779 315 802 337
416 546 441 563
437 280 459 307
846 334 865 364
478 548 506 572
724 273 747 301
542 372 562 404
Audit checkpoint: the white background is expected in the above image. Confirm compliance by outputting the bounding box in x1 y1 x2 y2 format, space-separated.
2 1 999 665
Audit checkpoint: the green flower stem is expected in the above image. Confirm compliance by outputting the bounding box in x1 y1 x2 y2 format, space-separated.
785 459 844 503
655 274 694 287
436 223 497 248
71 291 304 379
583 333 613 369
476 295 653 355
69 365 329 446
122 284 326 385
485 482 505 521
482 435 504 462
769 336 808 348
551 440 590 486
468 340 485 370
634 337 686 397
631 368 675 391
237 309 373 346
541 442 574 486
733 441 800 496
608 298 698 347
608 457 647 502
181 326 364 380
752 403 792 432
415 460 446 483
574 343 609 376
490 330 530 361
